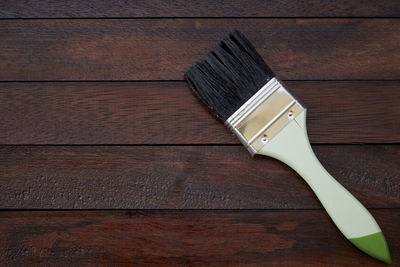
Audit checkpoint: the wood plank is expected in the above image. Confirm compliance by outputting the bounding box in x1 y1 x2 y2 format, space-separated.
0 1 399 18
0 210 398 266
0 81 398 144
0 145 398 209
0 19 399 81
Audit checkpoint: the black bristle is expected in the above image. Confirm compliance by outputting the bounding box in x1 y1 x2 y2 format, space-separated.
184 30 275 122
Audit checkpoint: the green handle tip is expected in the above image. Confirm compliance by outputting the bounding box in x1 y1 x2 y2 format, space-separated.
349 232 391 264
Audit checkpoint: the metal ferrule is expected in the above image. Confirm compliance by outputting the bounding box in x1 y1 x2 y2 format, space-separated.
225 78 305 155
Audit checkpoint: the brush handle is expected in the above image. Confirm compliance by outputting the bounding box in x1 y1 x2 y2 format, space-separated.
257 110 391 264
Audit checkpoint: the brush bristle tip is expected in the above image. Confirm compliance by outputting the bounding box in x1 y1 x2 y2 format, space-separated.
184 30 274 122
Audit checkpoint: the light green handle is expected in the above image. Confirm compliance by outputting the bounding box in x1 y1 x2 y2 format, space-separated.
258 110 391 264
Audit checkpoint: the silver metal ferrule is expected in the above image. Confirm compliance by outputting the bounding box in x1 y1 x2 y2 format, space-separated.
225 78 304 155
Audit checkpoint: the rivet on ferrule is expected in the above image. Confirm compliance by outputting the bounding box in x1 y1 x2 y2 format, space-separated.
225 78 304 155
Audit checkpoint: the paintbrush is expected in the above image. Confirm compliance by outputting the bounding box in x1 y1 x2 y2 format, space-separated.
184 30 391 263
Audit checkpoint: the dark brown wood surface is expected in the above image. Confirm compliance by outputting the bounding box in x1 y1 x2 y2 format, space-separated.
0 145 400 209
0 210 398 266
0 0 399 18
0 2 399 266
1 19 399 81
0 145 398 209
0 81 398 144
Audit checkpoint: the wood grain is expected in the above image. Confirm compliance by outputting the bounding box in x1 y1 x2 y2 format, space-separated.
0 145 398 209
0 210 398 266
1 1 399 266
0 81 398 144
1 0 399 18
0 19 399 81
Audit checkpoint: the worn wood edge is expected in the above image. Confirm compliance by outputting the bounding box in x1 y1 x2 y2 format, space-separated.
0 209 397 266
0 0 399 18
0 145 398 209
0 81 399 144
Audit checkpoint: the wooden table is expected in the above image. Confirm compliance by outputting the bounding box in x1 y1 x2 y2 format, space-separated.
0 1 399 266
